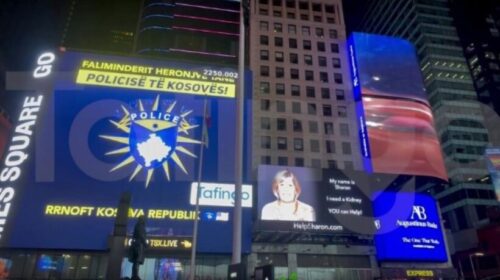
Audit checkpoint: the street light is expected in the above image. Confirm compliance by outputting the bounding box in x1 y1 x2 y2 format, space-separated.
469 252 485 280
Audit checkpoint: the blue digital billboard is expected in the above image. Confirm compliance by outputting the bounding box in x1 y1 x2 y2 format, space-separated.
373 192 448 262
348 33 447 181
0 51 253 253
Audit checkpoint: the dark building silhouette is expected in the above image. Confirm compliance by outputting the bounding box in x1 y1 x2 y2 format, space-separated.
61 0 141 55
136 0 240 65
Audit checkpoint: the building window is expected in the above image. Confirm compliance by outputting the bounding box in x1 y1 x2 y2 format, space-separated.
321 88 330 99
342 142 352 155
305 70 314 81
324 122 334 134
307 103 317 115
290 53 298 63
332 58 341 68
276 83 285 95
291 85 300 96
261 117 271 130
260 35 269 45
259 82 270 95
317 42 325 52
289 38 298 48
301 26 310 36
259 8 269 15
312 3 322 12
329 29 338 39
334 73 343 84
304 55 313 65
272 0 281 6
340 123 349 136
325 140 335 153
273 10 282 17
277 118 287 130
338 106 347 117
294 138 304 151
322 104 332 116
344 161 354 170
261 99 270 111
260 21 269 31
299 1 308 10
292 102 301 114
325 5 335 13
288 24 297 34
318 56 327 67
276 100 286 112
275 51 284 62
300 14 309 20
315 27 324 37
336 89 345 100
287 12 296 19
260 0 269 4
313 15 322 22
286 0 295 8
320 72 328 82
310 139 320 152
326 17 335 24
309 121 318 133
295 157 304 166
277 137 288 150
261 156 271 164
327 160 337 168
260 66 269 77
274 23 282 33
306 86 315 98
260 50 269 60
291 69 299 79
275 37 283 47
293 119 302 132
261 136 271 149
276 67 284 78
278 156 288 165
331 43 339 53
303 40 311 50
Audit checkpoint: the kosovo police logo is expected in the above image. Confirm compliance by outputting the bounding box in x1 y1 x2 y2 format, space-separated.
100 95 201 187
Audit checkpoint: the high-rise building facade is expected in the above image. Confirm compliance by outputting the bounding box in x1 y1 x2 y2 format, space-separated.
136 0 239 65
248 1 377 279
61 0 140 54
251 0 362 172
358 0 497 251
451 0 500 134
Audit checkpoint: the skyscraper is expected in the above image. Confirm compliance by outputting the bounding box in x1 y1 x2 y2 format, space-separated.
248 1 376 279
136 0 239 65
61 0 141 54
451 0 500 131
251 0 362 171
357 0 497 251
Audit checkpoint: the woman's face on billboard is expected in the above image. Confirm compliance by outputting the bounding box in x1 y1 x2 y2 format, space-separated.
277 177 296 202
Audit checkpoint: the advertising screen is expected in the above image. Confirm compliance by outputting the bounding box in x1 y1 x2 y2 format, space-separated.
0 51 253 253
485 148 500 201
348 33 447 181
256 165 374 235
373 192 448 262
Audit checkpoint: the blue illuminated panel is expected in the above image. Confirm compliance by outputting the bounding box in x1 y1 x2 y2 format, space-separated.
373 192 448 262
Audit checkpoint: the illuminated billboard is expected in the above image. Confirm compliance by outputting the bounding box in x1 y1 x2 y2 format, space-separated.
348 33 447 181
485 148 500 201
256 165 374 234
373 192 448 262
0 51 253 253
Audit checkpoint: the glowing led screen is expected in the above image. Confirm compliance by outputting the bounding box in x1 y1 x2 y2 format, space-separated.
348 33 447 181
373 192 448 262
0 51 252 253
